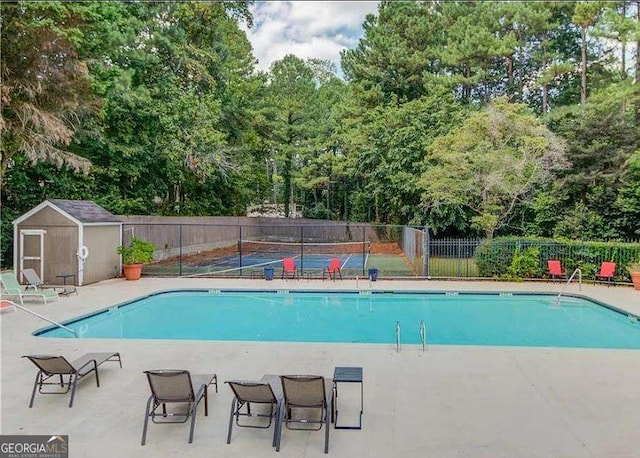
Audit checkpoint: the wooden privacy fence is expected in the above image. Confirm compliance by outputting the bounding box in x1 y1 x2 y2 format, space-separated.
120 217 401 260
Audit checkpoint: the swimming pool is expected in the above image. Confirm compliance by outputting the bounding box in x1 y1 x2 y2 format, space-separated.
35 290 640 349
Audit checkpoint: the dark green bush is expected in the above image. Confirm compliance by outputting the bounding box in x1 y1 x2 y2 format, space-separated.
505 246 542 280
475 237 640 282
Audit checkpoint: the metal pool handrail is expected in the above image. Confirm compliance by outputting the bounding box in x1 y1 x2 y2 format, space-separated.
395 321 401 353
10 301 77 338
557 268 582 304
419 320 426 352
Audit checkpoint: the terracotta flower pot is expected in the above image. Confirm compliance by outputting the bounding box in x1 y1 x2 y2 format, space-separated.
122 263 143 281
631 271 640 291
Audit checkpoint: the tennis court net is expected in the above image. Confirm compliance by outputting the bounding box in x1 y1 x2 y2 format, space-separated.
239 240 370 257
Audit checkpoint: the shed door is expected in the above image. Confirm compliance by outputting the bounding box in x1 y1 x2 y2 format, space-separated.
20 230 45 281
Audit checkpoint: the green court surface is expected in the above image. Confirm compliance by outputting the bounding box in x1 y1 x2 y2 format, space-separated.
365 254 415 276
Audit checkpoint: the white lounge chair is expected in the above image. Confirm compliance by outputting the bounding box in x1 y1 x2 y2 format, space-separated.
0 271 58 305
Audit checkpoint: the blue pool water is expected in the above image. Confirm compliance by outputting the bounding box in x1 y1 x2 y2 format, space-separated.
36 291 640 349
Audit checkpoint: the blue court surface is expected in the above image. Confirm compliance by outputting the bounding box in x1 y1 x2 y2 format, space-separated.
189 251 366 274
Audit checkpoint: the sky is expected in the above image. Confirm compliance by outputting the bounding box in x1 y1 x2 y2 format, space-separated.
241 1 380 75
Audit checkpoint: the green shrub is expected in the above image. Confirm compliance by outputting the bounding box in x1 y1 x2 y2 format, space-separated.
117 237 156 265
505 246 541 280
475 240 513 278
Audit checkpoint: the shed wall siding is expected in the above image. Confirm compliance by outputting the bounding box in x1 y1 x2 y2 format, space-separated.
20 206 76 227
82 226 121 284
16 225 78 284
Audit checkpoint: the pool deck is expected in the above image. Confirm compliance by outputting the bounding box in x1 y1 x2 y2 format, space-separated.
2 278 640 457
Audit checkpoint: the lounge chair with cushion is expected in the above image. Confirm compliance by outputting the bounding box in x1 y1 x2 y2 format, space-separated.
547 260 566 281
23 352 122 407
226 375 283 446
595 261 616 285
323 258 343 281
1 271 58 305
141 370 218 445
276 375 331 454
281 258 298 280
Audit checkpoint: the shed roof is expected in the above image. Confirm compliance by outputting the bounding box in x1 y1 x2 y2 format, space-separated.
46 199 122 224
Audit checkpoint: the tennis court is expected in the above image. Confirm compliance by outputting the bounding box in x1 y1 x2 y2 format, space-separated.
184 240 369 276
145 239 416 277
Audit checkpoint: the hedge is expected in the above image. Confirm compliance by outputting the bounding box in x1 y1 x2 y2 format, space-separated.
475 237 640 282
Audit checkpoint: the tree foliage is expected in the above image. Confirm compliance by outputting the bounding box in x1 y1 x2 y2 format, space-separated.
1 3 96 180
419 98 567 238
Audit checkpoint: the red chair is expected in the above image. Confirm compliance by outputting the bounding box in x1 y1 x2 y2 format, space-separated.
281 257 298 279
595 261 616 285
0 300 17 313
323 258 342 281
547 260 566 281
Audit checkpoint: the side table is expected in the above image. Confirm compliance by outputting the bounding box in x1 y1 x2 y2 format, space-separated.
332 366 363 430
56 274 78 296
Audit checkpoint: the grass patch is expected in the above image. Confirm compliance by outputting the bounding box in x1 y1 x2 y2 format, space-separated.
428 257 478 277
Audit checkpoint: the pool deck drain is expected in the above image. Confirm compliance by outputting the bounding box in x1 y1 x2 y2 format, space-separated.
2 278 640 457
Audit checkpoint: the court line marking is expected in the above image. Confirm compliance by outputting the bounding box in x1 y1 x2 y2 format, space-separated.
184 256 301 277
341 254 352 269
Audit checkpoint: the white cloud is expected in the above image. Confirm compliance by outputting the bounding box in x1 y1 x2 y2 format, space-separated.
241 1 379 74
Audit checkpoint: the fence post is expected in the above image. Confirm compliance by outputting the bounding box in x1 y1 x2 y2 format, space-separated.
300 226 304 277
239 226 243 276
457 238 462 277
179 224 183 276
362 227 367 277
424 227 430 278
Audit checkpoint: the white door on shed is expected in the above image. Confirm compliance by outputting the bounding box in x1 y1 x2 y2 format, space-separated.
20 230 45 281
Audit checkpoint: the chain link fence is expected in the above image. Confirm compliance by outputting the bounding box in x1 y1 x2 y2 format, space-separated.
120 216 639 284
122 218 424 278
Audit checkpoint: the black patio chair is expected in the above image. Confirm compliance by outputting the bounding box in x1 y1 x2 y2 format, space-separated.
275 375 331 454
226 375 282 446
141 369 217 445
22 352 122 408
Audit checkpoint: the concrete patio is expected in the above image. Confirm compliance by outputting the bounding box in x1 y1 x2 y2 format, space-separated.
2 278 640 457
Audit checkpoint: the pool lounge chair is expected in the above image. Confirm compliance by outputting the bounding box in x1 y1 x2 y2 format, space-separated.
276 375 331 454
22 268 76 296
595 261 616 285
23 352 122 408
141 369 218 445
281 258 298 280
226 375 282 446
1 271 58 305
547 260 566 281
323 258 342 281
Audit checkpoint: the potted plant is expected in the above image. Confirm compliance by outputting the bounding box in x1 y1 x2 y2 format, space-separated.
628 261 640 291
117 237 156 281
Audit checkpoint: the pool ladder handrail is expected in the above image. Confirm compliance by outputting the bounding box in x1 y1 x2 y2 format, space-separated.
419 320 427 352
395 321 401 353
9 301 77 338
556 268 582 304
